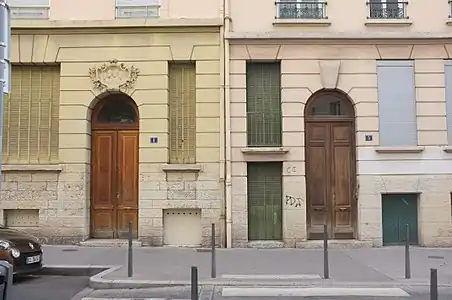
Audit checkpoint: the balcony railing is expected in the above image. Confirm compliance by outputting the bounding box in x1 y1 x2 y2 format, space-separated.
116 5 160 19
366 1 408 19
9 5 49 19
275 1 327 19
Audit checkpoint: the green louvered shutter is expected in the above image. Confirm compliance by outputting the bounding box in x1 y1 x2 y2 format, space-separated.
246 62 282 147
247 162 283 240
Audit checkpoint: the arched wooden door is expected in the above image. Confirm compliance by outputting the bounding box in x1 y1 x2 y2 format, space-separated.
90 94 139 239
304 90 357 240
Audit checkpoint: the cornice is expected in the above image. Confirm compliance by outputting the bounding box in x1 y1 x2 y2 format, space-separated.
11 18 223 34
226 31 452 44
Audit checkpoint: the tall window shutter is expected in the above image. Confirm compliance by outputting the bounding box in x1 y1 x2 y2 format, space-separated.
168 63 196 164
377 60 416 147
246 62 282 147
3 65 60 164
247 162 283 241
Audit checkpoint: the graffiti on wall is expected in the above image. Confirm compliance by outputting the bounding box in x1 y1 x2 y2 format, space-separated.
285 195 303 208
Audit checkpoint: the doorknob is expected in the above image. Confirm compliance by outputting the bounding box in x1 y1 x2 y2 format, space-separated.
339 207 347 212
117 193 119 199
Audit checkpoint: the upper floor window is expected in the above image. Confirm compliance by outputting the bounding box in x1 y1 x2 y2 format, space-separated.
116 0 160 19
246 62 282 147
275 0 327 19
377 60 417 147
3 65 60 164
6 0 49 19
367 0 408 19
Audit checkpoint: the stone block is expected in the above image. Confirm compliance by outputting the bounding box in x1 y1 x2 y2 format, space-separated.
167 189 196 200
18 182 47 191
141 190 168 200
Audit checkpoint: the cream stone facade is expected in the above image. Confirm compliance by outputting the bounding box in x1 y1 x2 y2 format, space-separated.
0 8 224 245
225 0 452 247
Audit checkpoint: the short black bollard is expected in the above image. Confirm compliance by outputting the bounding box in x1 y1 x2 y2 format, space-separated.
211 223 216 278
191 266 198 300
430 268 438 300
128 221 133 278
405 224 411 279
323 224 329 279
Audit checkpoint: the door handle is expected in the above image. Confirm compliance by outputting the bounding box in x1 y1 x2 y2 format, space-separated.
314 207 324 212
274 212 277 225
338 207 347 212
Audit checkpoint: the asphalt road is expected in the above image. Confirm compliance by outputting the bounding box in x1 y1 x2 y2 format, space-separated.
10 275 89 300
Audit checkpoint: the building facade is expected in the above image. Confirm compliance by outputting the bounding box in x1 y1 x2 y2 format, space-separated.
226 0 452 247
3 0 452 248
0 0 224 246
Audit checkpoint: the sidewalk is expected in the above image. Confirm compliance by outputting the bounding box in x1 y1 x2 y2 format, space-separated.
42 245 452 285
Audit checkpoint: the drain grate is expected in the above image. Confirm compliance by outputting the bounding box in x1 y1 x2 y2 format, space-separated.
428 255 445 259
61 248 79 252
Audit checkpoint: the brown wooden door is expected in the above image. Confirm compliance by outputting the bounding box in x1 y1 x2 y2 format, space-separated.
91 130 138 239
306 121 355 239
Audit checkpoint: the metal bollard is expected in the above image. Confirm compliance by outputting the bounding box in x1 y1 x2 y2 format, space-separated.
191 266 198 300
405 224 411 279
430 268 438 300
323 224 329 279
128 221 133 278
211 223 216 278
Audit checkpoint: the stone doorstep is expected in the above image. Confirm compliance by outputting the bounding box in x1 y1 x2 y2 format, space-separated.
247 241 284 249
247 240 374 249
296 240 374 249
79 239 143 247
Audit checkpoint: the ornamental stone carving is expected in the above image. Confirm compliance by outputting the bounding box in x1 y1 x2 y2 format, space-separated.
89 59 139 92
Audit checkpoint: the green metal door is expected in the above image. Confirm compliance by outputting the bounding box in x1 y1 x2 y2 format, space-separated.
382 194 419 245
247 162 283 240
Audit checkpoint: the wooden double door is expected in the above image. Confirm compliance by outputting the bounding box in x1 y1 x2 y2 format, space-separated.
305 120 356 240
91 130 139 239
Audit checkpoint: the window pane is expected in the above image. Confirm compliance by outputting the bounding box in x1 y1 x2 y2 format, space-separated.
97 102 136 123
307 95 353 116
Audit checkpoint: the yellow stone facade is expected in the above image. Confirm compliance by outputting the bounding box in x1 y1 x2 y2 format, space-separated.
0 22 224 246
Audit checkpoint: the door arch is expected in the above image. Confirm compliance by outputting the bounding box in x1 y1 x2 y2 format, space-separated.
304 89 357 240
90 93 139 239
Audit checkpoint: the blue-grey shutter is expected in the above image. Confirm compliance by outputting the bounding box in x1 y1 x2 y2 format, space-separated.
377 60 417 147
445 61 452 145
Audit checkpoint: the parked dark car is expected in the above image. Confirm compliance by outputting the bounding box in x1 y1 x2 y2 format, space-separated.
0 226 42 275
